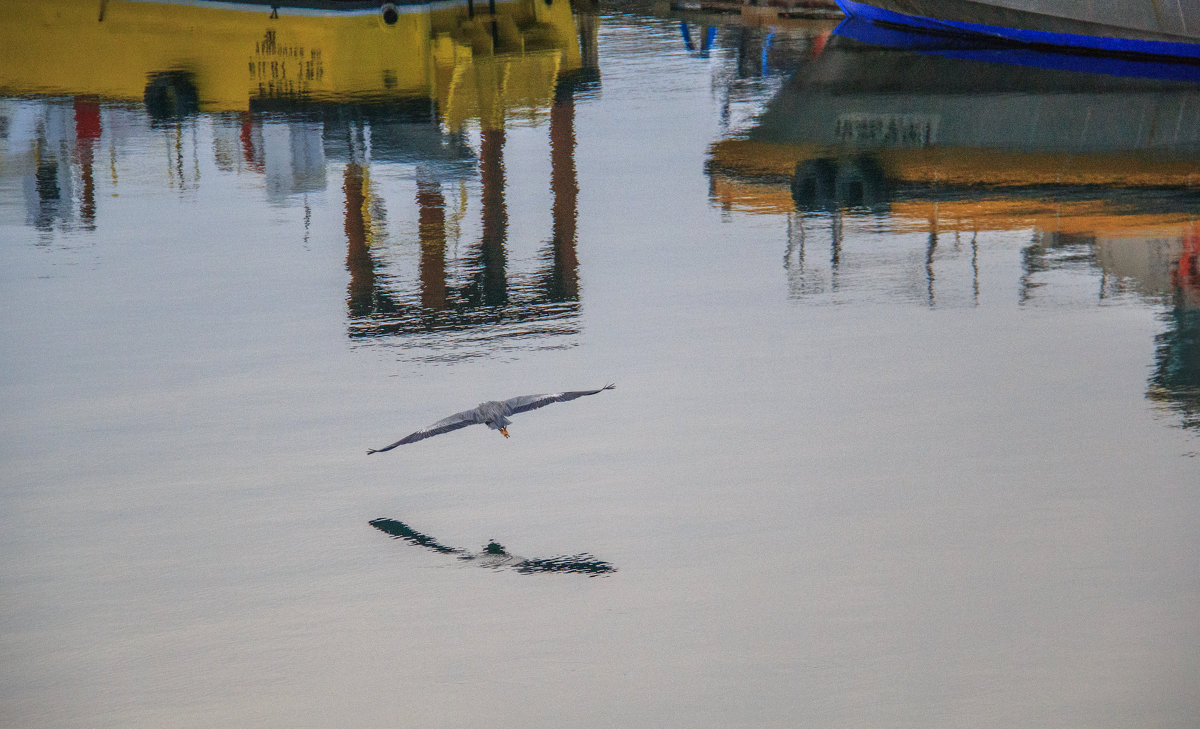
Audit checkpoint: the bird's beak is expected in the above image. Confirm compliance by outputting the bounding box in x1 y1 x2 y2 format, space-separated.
500 427 510 438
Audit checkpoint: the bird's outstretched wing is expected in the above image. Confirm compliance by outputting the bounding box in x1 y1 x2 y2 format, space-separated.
504 384 615 416
367 408 478 453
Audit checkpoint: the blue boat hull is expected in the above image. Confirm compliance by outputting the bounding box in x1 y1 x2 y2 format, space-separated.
836 0 1200 61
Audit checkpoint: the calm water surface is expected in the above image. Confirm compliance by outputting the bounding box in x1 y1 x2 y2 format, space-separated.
2 2 1199 727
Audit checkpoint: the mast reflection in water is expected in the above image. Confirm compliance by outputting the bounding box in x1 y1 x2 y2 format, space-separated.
707 19 1200 429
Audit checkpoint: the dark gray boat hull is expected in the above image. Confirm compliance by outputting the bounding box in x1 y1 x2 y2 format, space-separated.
837 0 1200 57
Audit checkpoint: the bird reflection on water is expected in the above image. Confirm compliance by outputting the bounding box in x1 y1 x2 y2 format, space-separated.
369 518 617 576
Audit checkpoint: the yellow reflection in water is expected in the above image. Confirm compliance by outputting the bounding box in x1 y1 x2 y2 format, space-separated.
0 0 582 115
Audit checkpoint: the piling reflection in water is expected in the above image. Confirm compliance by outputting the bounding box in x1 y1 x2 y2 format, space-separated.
339 55 596 358
369 518 617 575
707 19 1200 429
0 0 599 361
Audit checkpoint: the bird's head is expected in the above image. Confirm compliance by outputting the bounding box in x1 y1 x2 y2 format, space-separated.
484 540 508 555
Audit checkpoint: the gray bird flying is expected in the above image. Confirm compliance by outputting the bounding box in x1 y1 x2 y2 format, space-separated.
367 384 614 453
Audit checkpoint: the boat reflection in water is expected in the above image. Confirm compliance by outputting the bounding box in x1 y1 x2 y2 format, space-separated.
708 20 1200 429
0 0 600 361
